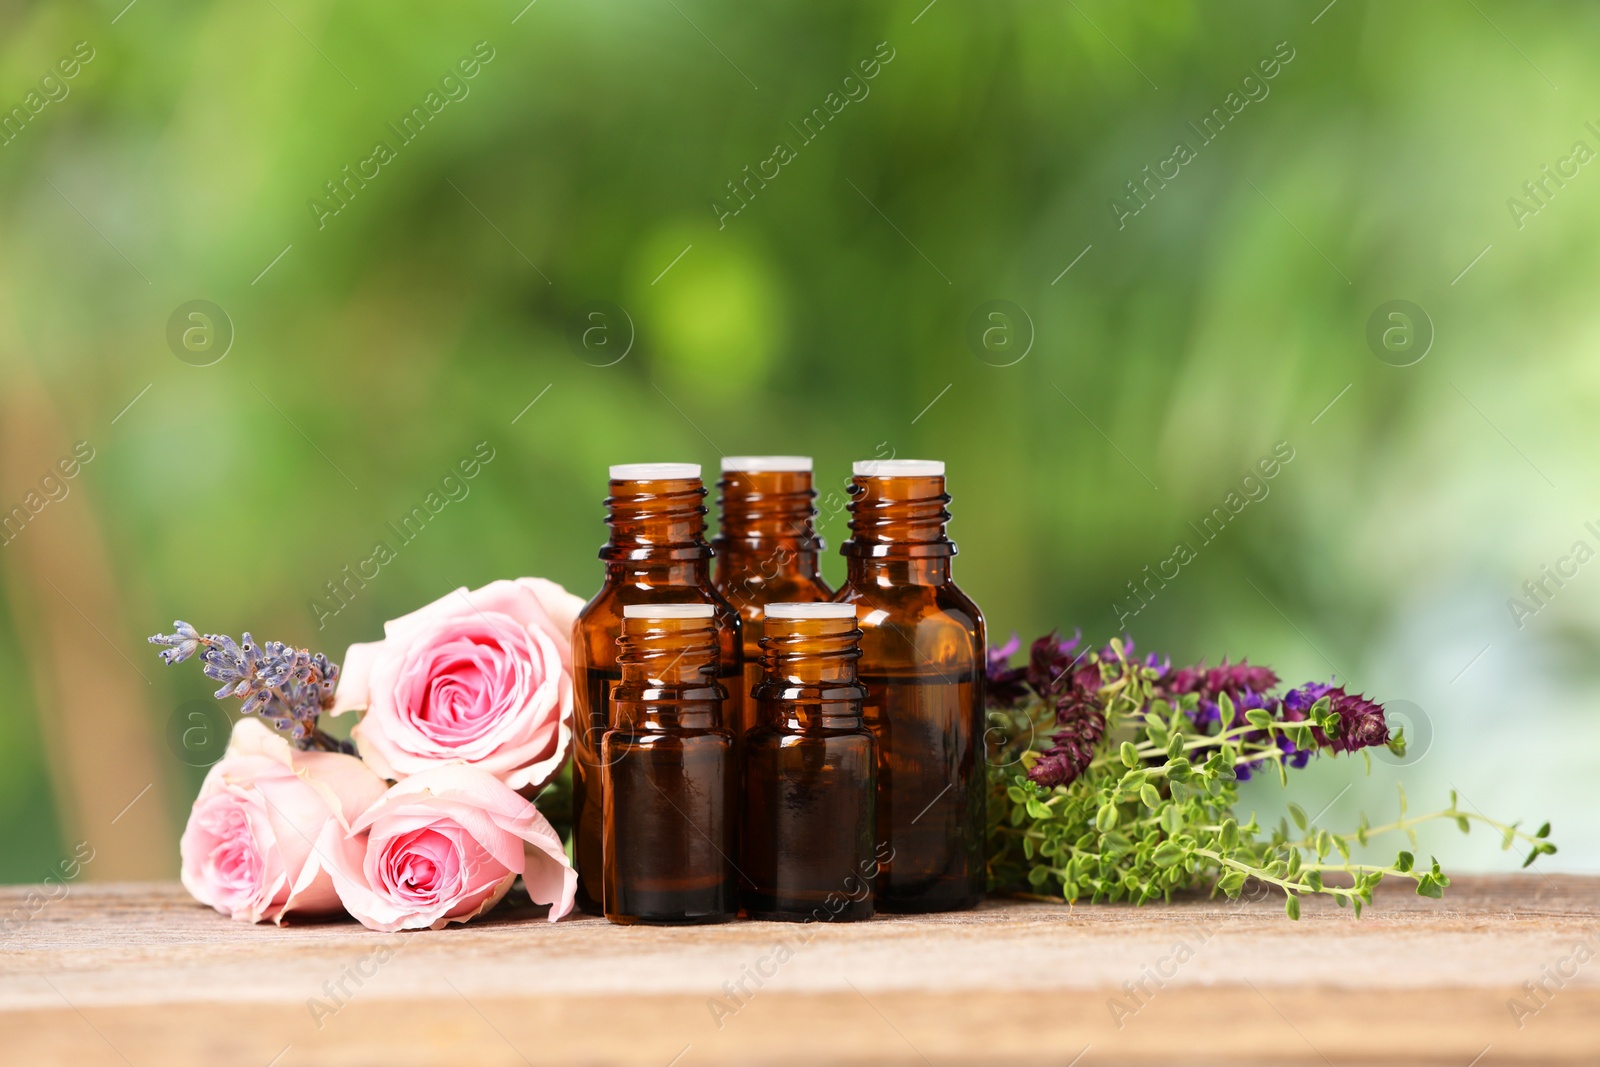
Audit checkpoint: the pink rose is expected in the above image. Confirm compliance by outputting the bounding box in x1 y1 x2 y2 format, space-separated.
327 764 576 931
330 578 584 792
180 718 388 924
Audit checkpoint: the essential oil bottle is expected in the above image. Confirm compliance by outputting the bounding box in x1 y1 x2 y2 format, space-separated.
571 463 742 915
834 459 987 913
712 455 834 736
603 604 736 926
743 602 877 922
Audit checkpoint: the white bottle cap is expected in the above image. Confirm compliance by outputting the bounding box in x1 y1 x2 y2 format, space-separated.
852 459 945 477
764 602 859 619
609 463 701 481
622 603 715 619
720 456 813 473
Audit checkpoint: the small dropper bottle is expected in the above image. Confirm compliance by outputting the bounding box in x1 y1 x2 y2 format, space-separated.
603 603 736 925
743 602 877 922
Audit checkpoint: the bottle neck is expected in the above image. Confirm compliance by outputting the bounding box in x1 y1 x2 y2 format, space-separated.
840 474 956 561
614 617 722 731
760 617 862 686
713 469 824 553
601 477 711 563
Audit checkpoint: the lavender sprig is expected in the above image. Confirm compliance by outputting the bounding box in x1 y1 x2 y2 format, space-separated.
149 621 351 753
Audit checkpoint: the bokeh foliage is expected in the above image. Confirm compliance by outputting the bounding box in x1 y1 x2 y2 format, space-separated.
1 0 1596 880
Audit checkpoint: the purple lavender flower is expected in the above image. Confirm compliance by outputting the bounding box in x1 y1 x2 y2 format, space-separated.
1026 649 1107 789
1283 681 1392 753
149 621 347 752
1026 630 1083 695
1168 658 1280 703
986 634 1030 707
1027 694 1106 789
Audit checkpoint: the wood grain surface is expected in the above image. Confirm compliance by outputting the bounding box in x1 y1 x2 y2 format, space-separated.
2 875 1596 1066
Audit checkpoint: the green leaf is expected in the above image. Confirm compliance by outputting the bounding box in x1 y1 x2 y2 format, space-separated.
1245 708 1274 730
1395 851 1414 873
1388 728 1407 759
1027 864 1050 887
1140 784 1162 809
1288 803 1308 832
1152 842 1185 867
1285 894 1301 920
1537 822 1552 839
1304 869 1323 892
1455 816 1471 834
1096 803 1118 832
1166 733 1184 760
1120 741 1139 768
1415 874 1444 899
1220 819 1240 850
1164 757 1192 780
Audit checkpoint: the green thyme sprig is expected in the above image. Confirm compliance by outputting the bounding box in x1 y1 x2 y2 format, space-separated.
986 638 1557 918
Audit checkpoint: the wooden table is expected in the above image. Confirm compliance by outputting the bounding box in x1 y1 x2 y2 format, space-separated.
2 875 1595 1065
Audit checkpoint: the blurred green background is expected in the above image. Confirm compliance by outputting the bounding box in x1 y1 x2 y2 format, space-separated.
1 0 1594 883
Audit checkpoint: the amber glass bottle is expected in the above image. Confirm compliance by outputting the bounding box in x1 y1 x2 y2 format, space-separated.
603 604 736 925
743 603 876 922
571 464 742 915
712 456 834 738
834 459 986 913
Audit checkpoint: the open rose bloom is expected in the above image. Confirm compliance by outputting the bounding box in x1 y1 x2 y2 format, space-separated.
181 718 388 923
331 578 584 792
325 764 576 931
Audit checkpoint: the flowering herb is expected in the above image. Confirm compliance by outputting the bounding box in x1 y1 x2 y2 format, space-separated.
149 621 351 753
986 634 1557 918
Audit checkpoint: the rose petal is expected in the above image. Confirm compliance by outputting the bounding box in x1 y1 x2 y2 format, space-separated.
332 765 576 931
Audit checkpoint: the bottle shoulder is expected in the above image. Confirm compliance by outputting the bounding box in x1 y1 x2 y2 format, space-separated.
833 581 984 630
834 583 982 673
577 584 742 630
718 572 834 621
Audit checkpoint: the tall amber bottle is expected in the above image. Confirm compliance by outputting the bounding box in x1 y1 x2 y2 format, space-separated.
604 604 736 925
712 456 834 738
834 459 986 913
744 602 877 922
571 463 742 915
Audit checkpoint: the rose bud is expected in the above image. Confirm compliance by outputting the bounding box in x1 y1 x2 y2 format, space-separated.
327 764 576 931
330 578 584 792
180 718 388 923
